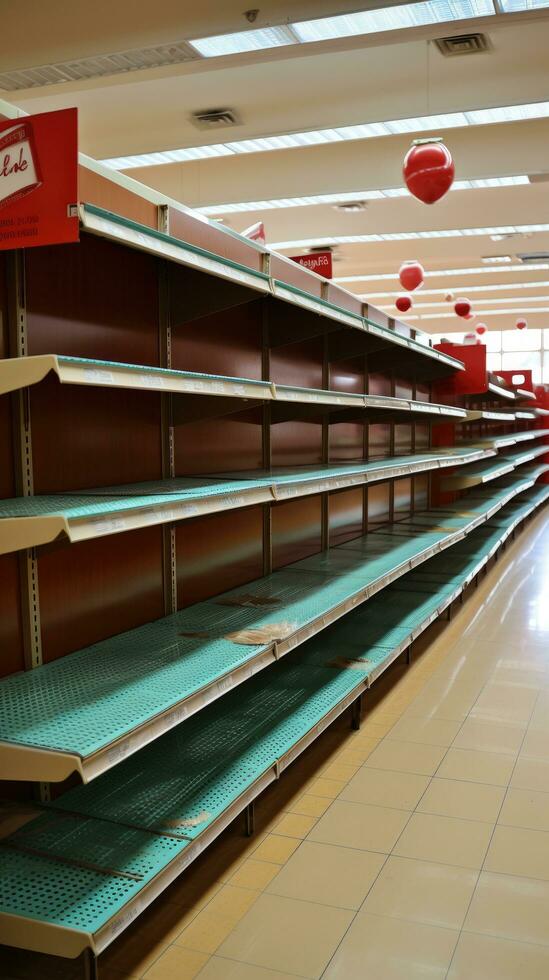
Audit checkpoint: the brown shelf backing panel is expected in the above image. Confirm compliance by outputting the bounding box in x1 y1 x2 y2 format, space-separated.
415 474 430 510
368 481 392 528
176 506 264 608
271 337 325 468
416 424 430 451
330 356 366 462
395 423 413 456
31 379 163 491
37 527 165 664
329 486 364 547
170 295 264 380
26 235 163 492
175 407 264 476
272 495 323 570
0 555 24 677
27 235 160 363
395 477 413 519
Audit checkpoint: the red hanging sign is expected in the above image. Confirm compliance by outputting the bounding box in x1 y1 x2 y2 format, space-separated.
0 108 78 250
290 250 333 278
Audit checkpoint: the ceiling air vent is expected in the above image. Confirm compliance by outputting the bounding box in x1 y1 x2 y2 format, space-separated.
435 33 490 57
190 108 240 130
518 251 549 263
0 40 199 91
333 201 369 212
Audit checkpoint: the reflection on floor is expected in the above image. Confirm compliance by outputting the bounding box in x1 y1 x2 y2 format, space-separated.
3 507 549 980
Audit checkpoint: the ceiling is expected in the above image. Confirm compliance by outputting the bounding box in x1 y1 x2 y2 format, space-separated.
3 0 549 335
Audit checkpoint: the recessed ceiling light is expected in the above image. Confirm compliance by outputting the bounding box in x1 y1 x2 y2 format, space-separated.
269 223 549 249
335 263 549 283
101 102 549 170
292 0 495 42
197 176 528 215
366 281 549 298
481 255 513 262
382 295 549 309
416 307 549 318
189 25 297 57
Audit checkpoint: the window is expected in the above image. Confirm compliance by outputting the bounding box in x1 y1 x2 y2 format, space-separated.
502 329 541 352
501 350 542 382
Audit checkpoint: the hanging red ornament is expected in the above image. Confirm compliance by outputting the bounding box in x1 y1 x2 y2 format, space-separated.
465 312 474 321
399 260 424 292
454 298 472 318
463 332 477 345
396 295 412 313
403 137 455 205
516 317 528 330
475 324 487 335
444 291 454 302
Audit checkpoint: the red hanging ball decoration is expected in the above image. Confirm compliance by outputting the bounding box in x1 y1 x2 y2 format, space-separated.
516 317 528 330
403 137 455 205
396 295 412 313
463 332 478 345
475 324 487 336
465 312 474 321
399 260 424 292
454 297 472 318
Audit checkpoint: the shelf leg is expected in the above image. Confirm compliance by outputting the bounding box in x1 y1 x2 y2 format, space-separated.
459 591 464 605
405 645 413 665
83 949 98 980
446 604 452 622
244 802 255 837
351 693 363 731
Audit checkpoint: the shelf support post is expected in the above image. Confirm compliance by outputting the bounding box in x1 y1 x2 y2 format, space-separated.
244 802 255 837
159 256 177 616
351 693 363 731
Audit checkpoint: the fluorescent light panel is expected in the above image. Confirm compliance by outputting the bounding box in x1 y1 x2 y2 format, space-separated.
335 264 549 282
269 223 549 249
416 307 549 318
189 25 296 57
101 101 549 170
197 176 529 216
292 0 495 41
366 281 549 297
381 295 549 308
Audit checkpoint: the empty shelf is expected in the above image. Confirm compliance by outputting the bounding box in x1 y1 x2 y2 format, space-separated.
0 467 535 784
464 409 516 422
441 457 515 490
80 205 463 378
0 448 491 557
0 354 467 424
1 483 546 961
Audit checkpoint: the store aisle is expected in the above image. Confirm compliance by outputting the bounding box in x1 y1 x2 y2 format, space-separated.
94 506 549 980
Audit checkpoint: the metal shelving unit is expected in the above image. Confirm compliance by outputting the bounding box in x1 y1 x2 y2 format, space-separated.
1 480 547 962
0 447 492 556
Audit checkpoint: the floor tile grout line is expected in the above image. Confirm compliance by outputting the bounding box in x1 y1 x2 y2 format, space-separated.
442 624 544 977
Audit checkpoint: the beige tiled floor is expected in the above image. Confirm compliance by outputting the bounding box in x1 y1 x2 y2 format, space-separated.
94 507 549 980
9 509 547 980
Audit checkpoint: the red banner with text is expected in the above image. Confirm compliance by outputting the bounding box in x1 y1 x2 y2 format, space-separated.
0 107 78 250
290 250 332 278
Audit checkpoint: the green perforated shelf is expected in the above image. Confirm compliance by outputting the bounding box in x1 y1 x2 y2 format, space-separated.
0 462 537 785
0 447 490 557
1 482 546 959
